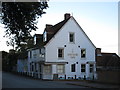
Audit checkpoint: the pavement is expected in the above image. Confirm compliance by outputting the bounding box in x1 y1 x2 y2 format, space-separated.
66 80 120 89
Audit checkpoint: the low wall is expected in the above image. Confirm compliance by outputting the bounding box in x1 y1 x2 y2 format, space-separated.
96 70 120 84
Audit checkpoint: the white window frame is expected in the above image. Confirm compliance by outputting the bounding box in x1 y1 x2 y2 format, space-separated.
81 64 86 73
57 64 65 74
44 65 51 74
90 64 94 73
71 64 76 72
81 48 86 58
69 32 75 43
43 31 47 42
58 48 64 59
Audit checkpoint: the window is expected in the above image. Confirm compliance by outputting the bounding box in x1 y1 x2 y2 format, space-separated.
44 65 51 74
30 51 32 58
43 31 47 42
71 64 75 72
90 64 94 73
31 65 34 71
69 32 75 43
81 49 86 58
58 48 64 58
34 36 36 45
39 49 41 54
81 64 86 72
57 65 65 73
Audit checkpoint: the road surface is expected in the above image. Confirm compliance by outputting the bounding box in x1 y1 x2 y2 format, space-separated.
2 72 93 88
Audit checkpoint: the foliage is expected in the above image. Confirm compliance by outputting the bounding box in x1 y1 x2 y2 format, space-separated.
1 2 48 48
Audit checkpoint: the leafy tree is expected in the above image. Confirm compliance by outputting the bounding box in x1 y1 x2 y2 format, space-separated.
1 2 48 48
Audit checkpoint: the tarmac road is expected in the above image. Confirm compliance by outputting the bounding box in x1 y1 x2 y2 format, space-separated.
2 72 91 89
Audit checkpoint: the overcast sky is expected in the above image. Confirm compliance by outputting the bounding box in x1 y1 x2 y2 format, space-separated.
0 1 119 55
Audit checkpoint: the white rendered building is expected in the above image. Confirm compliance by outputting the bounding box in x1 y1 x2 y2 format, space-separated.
27 13 97 80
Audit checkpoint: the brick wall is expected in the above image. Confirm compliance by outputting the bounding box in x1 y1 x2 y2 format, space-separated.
96 70 120 84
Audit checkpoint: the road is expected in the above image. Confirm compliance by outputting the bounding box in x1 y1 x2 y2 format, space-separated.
2 72 94 89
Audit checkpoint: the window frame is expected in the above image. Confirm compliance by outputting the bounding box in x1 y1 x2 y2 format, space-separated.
90 64 94 73
57 64 65 74
69 32 75 43
81 48 86 58
44 65 51 74
71 64 76 72
81 64 86 73
43 31 47 42
58 48 64 59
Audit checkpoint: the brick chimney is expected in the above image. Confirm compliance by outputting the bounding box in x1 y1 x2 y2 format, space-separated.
96 48 101 55
64 13 71 20
46 24 53 29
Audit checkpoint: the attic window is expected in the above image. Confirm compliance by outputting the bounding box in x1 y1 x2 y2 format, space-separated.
69 32 75 43
34 36 36 45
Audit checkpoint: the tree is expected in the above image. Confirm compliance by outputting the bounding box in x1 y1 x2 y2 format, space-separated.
1 2 48 48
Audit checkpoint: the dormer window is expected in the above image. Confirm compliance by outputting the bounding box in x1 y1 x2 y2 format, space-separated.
34 36 36 45
43 31 47 42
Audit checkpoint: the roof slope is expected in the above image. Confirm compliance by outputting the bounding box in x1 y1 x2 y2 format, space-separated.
44 17 70 45
97 53 120 68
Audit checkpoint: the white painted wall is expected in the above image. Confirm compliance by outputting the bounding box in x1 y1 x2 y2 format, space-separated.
28 48 45 63
45 17 96 79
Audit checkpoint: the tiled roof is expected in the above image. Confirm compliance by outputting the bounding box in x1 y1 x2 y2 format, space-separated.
27 17 70 50
97 53 120 68
44 17 70 45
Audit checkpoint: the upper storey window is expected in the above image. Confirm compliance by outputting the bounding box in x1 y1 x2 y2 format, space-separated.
69 32 75 43
81 49 86 58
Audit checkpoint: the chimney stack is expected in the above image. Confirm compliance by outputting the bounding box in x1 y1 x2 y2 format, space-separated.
46 24 53 29
96 48 102 56
64 13 71 20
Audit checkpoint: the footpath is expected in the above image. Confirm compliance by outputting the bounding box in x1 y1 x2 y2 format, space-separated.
66 80 120 89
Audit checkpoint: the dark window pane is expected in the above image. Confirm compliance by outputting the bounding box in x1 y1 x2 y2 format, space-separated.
90 64 93 72
81 49 86 58
71 64 75 72
81 64 85 72
69 33 74 42
58 49 64 58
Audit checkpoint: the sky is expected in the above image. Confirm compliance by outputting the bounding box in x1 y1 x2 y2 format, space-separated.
0 1 119 56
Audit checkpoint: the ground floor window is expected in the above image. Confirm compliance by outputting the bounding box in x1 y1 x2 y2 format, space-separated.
44 65 51 74
90 64 94 73
71 64 76 72
57 64 65 73
81 64 86 72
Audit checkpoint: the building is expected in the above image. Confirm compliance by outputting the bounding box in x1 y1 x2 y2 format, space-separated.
27 13 97 80
96 48 120 70
96 48 120 84
1 51 8 71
